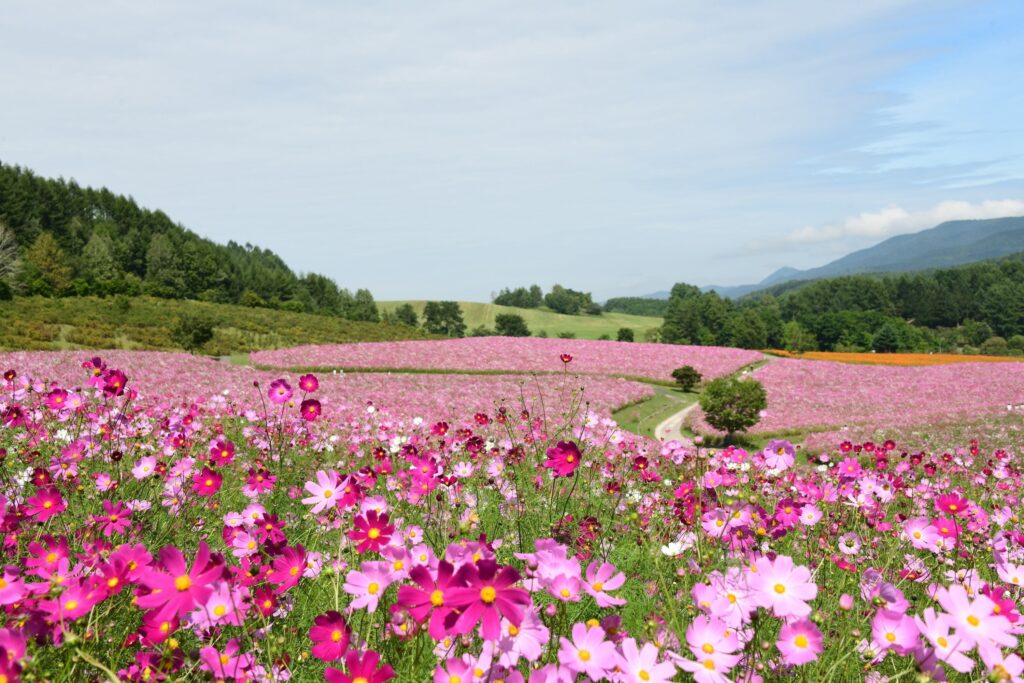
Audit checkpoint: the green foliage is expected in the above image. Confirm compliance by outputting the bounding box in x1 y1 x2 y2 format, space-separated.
671 365 702 391
170 313 216 353
603 297 669 316
872 323 902 353
557 331 577 339
699 377 767 437
616 327 634 342
0 279 11 301
393 303 419 327
468 325 495 337
544 284 598 315
423 301 467 338
494 313 530 337
345 288 380 322
21 232 73 295
239 290 267 308
979 336 1010 356
0 296 434 353
492 285 543 308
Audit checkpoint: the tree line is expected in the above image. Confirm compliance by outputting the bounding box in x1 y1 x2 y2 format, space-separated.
0 162 380 321
492 284 600 315
657 254 1024 354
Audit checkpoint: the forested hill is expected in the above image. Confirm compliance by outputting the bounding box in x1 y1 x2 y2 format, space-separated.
0 162 378 319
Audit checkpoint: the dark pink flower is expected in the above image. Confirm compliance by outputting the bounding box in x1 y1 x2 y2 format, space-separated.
309 611 351 662
324 649 394 683
544 441 582 478
445 559 530 640
300 398 322 422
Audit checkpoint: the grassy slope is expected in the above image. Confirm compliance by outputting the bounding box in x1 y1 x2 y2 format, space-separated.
0 296 432 354
380 300 662 340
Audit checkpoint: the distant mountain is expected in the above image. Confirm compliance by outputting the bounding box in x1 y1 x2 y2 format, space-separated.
700 216 1024 298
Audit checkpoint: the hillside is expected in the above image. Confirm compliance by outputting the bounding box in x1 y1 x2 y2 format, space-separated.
0 296 432 355
702 216 1024 298
379 301 662 340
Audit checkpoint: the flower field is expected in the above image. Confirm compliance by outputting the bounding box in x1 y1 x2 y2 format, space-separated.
250 338 764 382
767 350 1024 366
689 357 1024 437
1 350 1023 683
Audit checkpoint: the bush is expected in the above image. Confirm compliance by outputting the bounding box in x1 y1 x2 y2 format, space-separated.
0 279 11 301
671 365 702 392
699 377 767 439
979 336 1010 356
170 313 216 354
617 327 634 342
494 313 530 337
557 331 577 339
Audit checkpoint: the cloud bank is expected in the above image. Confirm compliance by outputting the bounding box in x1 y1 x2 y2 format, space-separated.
785 199 1024 244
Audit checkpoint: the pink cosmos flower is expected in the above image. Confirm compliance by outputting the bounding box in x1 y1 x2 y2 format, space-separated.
913 607 974 674
935 584 1017 649
557 622 616 680
199 640 255 682
0 568 28 605
685 616 740 661
302 469 340 514
298 373 319 392
872 609 919 654
763 439 795 471
209 439 235 466
136 543 223 621
618 637 677 683
192 467 223 497
309 611 351 662
300 398 322 421
344 561 393 613
349 510 394 554
24 487 66 523
777 619 823 665
493 609 550 666
132 456 158 480
395 561 458 639
92 500 132 536
268 544 307 594
543 441 582 478
39 579 101 622
445 560 531 641
583 561 626 607
268 379 293 404
324 649 395 683
434 657 472 683
749 554 818 618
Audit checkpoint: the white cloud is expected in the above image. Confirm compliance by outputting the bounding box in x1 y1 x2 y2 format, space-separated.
785 199 1024 243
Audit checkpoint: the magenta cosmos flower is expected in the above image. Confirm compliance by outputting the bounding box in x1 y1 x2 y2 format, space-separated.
395 561 459 639
300 398 322 421
298 373 319 392
92 500 132 536
777 620 822 665
445 559 531 640
309 611 351 662
324 649 394 683
268 378 293 404
137 543 223 621
192 467 223 497
24 487 66 523
544 441 582 478
349 510 394 553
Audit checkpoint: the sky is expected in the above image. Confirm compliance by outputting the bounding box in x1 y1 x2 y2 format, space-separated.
2 0 1023 300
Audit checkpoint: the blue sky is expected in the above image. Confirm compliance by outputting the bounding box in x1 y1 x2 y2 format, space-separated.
2 0 1022 299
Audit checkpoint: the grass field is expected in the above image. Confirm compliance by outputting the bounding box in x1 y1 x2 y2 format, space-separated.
379 300 662 340
611 385 696 439
0 296 432 354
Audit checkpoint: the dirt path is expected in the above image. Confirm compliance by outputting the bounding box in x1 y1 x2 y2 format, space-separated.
654 400 699 442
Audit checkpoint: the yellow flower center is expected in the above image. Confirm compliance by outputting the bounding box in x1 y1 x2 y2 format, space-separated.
213 605 227 617
43 501 53 509
65 599 79 611
46 552 57 563
205 479 213 487
578 649 591 662
323 490 333 498
331 629 344 642
592 582 604 592
703 659 715 670
702 643 714 654
560 588 571 598
393 561 404 570
885 632 896 643
367 582 380 595
175 575 192 591
774 583 786 594
937 637 948 648
967 615 980 627
368 528 380 540
480 586 497 603
639 672 650 682
353 679 369 683
430 590 444 607
794 635 809 648
508 624 519 636
107 577 119 588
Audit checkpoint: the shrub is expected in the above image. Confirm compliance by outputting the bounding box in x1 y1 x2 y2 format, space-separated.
979 336 1010 356
0 279 11 301
699 376 767 439
494 313 530 337
557 331 577 339
171 313 216 354
616 327 634 342
671 365 702 392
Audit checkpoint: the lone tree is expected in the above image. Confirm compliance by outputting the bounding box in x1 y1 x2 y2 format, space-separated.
698 376 767 440
171 313 216 354
423 301 467 338
671 365 702 392
495 313 530 337
617 327 634 342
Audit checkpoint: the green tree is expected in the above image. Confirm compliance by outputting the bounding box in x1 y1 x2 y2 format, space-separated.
979 336 1010 356
782 320 817 352
22 231 73 295
394 303 419 327
0 221 21 285
616 327 634 342
80 232 120 290
145 233 185 297
423 301 467 338
872 323 902 353
171 313 216 353
979 282 1024 338
495 313 530 337
727 309 768 349
346 288 380 322
671 365 702 391
699 377 767 440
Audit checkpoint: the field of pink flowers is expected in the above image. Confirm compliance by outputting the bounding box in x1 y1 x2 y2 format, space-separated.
1 353 1022 683
251 338 764 382
689 357 1024 438
0 351 654 423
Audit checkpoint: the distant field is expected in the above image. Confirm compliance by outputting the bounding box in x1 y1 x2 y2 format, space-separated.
0 296 432 354
766 349 1023 365
379 300 662 340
